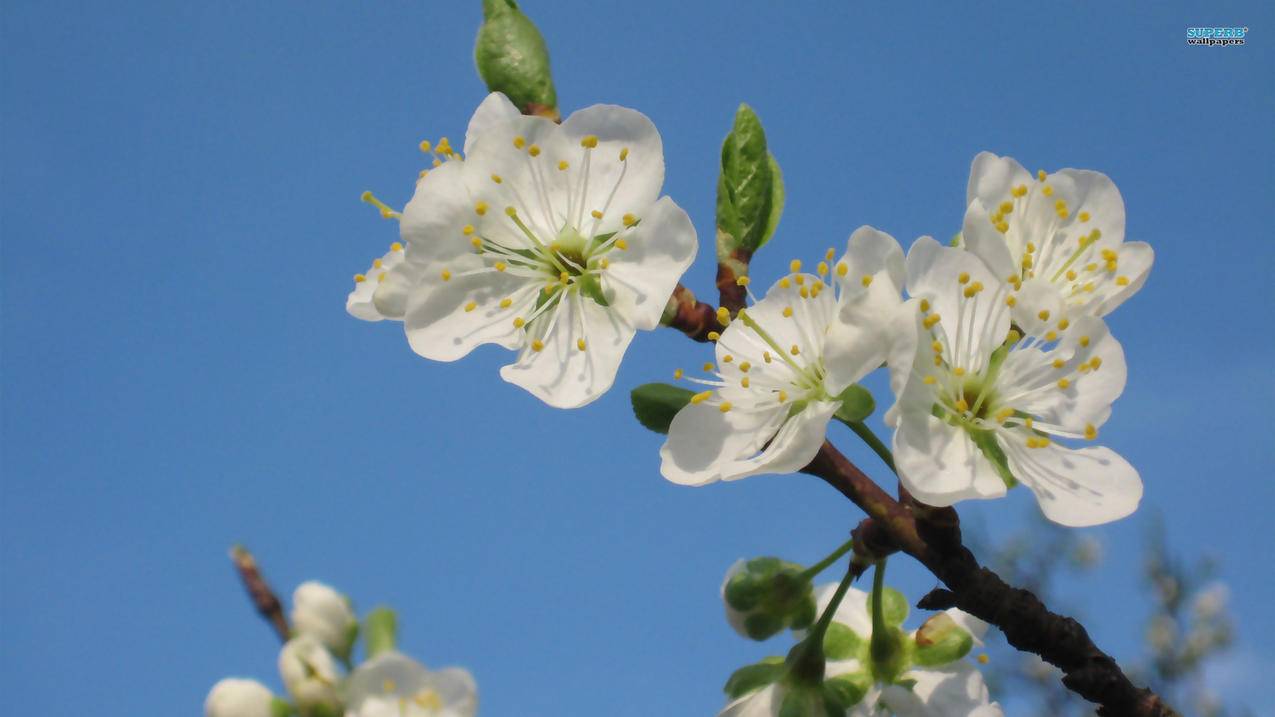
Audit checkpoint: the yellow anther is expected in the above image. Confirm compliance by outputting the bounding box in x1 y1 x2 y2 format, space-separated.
622 213 637 227
360 191 399 218
591 210 604 219
353 273 366 283
390 242 403 252
577 338 587 351
1058 378 1071 389
441 269 452 281
1078 211 1091 222
996 221 1010 234
1037 309 1051 321
1005 329 1021 344
1106 260 1118 272
790 344 800 356
1036 169 1047 182
1066 269 1078 281
795 275 805 286
619 147 629 161
778 390 788 402
954 398 969 413
739 361 751 372
919 299 931 313
494 262 507 272
787 259 802 273
490 173 503 184
932 340 944 353
923 375 937 385
740 377 750 388
723 355 734 363
499 297 512 308
736 276 751 286
998 201 1014 214
1101 248 1117 262
1052 358 1066 369
464 300 477 312
702 362 715 372
958 272 970 284
954 367 967 377
1006 295 1017 307
923 314 942 329
977 654 991 665
531 339 544 352
1089 356 1103 369
782 306 794 318
377 272 387 283
418 169 429 179
1042 185 1054 197
1025 417 1034 429
558 160 569 171
1012 184 1028 197
716 307 731 326
763 351 772 363
1079 335 1090 347
690 390 713 404
505 206 518 218
1021 254 1034 269
513 317 526 328
1045 331 1058 342
418 140 432 153
1025 242 1036 254
475 201 488 215
471 237 483 249
817 261 829 276
707 331 721 341
836 261 848 277
1058 318 1070 330
799 286 810 299
462 224 477 236
581 135 599 148
1085 424 1097 440
963 281 984 298
778 277 791 289
528 145 541 157
861 274 874 287
599 258 610 269
673 368 684 380
432 157 442 167
1116 275 1130 286
1083 282 1095 293
1085 263 1098 272
372 258 383 269
513 136 526 149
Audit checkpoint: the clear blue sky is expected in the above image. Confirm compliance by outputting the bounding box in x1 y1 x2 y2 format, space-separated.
3 1 1271 714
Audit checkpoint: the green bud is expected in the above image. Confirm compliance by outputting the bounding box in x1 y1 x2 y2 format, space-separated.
833 384 875 423
475 0 558 119
821 672 871 710
821 621 863 661
778 685 842 717
363 606 398 659
716 104 784 255
881 587 909 626
913 612 975 666
723 558 816 641
723 657 786 698
630 383 695 434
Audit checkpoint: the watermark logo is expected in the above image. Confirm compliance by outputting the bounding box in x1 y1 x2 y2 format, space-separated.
1187 27 1248 46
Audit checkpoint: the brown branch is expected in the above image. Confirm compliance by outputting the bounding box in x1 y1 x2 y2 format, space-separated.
801 441 1180 717
662 284 723 342
230 545 290 643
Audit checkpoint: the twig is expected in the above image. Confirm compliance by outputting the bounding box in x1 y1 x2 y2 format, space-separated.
230 545 290 643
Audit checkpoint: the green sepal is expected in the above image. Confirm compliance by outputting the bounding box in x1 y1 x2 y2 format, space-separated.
475 0 558 117
913 613 975 666
716 104 778 253
789 594 817 631
744 612 785 641
969 428 1018 488
629 383 695 435
822 621 863 660
822 672 871 710
724 657 787 698
779 686 836 717
833 384 875 423
881 587 909 626
363 606 398 660
270 698 297 717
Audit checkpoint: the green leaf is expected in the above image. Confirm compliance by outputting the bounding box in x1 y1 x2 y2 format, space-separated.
833 384 875 423
760 153 785 248
716 104 775 253
913 613 975 666
822 672 871 710
630 383 695 434
881 587 909 626
723 659 787 698
475 0 558 117
822 621 863 660
363 606 398 659
969 428 1018 488
270 698 297 717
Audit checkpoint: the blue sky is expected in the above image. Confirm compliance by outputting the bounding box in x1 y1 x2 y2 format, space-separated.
2 1 1271 715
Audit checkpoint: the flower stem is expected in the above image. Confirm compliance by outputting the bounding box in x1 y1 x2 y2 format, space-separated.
846 420 896 475
798 535 856 582
788 560 859 685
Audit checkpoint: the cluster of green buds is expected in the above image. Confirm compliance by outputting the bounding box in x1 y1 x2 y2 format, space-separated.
722 557 818 640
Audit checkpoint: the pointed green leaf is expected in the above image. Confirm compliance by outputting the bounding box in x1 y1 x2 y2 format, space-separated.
630 383 695 435
724 658 787 698
363 606 398 659
717 104 775 253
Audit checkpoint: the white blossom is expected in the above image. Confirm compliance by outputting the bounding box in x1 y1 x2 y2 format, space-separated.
278 635 342 713
204 678 276 717
291 581 357 659
344 651 476 717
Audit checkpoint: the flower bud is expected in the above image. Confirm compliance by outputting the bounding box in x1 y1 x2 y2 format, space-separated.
204 678 276 717
474 0 558 119
721 558 816 641
912 612 975 666
291 581 357 660
278 635 342 715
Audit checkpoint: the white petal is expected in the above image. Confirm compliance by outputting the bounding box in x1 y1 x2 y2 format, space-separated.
1004 442 1142 527
893 410 1007 506
347 245 413 322
732 273 836 365
205 678 275 717
826 226 906 394
499 291 636 408
905 237 1009 371
400 161 481 265
659 401 788 486
882 661 1000 716
961 202 1017 286
345 652 432 708
942 608 989 647
966 152 1032 209
464 92 521 155
1008 277 1066 339
717 683 782 717
559 104 664 217
404 256 534 361
999 314 1126 431
1093 240 1153 316
604 196 698 330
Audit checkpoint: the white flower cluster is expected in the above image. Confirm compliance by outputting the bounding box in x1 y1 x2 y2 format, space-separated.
204 581 475 717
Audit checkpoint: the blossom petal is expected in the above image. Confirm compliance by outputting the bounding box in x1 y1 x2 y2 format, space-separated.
966 151 1032 209
1094 240 1153 316
1004 442 1142 527
404 256 534 361
400 161 481 265
999 314 1126 431
717 683 782 717
961 201 1016 286
881 661 1001 716
464 92 521 155
604 196 698 330
559 104 664 219
659 401 788 486
905 236 1009 372
893 410 1008 506
826 226 906 394
499 290 636 408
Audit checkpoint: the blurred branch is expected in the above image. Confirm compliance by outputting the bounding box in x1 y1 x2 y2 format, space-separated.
230 545 290 643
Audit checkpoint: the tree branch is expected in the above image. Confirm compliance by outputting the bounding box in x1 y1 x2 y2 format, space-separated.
802 441 1180 717
230 545 290 643
662 284 724 342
